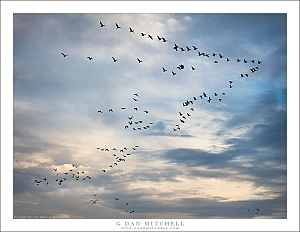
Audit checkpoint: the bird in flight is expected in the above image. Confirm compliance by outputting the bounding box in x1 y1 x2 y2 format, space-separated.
133 98 138 101
191 66 196 70
137 58 142 63
112 57 118 62
237 59 241 62
157 36 162 41
97 110 102 113
144 110 149 114
133 93 138 97
129 27 134 33
61 53 68 57
87 56 93 60
148 34 153 40
99 21 105 27
90 199 99 204
141 32 146 36
172 71 176 76
192 46 198 50
207 97 212 103
173 44 179 51
162 37 167 42
258 60 262 64
115 23 121 29
109 109 113 112
229 80 233 84
162 67 167 72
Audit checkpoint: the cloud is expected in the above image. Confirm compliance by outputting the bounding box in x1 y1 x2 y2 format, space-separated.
183 16 192 21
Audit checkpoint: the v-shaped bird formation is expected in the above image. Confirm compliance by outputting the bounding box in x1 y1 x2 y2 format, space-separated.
98 145 139 173
172 62 262 131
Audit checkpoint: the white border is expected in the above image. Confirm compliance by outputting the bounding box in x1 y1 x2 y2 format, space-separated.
1 1 299 231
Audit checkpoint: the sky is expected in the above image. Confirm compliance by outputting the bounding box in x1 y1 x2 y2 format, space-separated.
13 13 287 219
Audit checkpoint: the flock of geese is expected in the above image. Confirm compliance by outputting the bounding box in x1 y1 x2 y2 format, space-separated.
98 145 139 173
33 148 139 214
34 164 91 187
34 19 265 217
60 20 167 66
97 93 154 132
100 21 168 43
89 195 134 214
163 43 263 77
170 60 261 130
60 20 262 81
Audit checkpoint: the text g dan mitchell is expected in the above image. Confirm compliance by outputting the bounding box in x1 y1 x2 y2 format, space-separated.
116 220 184 230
